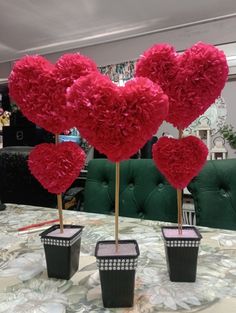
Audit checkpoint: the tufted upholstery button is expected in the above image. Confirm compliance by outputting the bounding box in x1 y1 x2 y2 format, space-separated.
157 183 164 189
129 183 134 189
138 212 145 219
219 188 228 197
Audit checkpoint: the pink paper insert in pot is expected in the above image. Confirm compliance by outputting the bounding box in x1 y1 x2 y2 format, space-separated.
96 243 137 257
163 228 199 239
46 227 81 238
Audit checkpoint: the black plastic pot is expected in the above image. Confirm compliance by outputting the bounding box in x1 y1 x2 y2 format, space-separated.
40 224 83 280
162 226 202 282
95 240 140 308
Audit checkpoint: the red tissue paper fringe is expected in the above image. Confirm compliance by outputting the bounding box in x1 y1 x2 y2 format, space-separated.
28 142 86 194
67 72 169 162
8 53 98 134
152 136 208 189
135 42 228 129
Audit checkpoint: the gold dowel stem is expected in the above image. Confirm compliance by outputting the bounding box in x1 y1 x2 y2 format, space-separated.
178 129 183 235
177 189 182 235
57 194 64 233
115 162 120 251
55 134 63 233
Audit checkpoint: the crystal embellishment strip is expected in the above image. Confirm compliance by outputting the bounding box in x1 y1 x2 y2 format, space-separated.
41 232 82 247
97 258 138 271
165 240 200 248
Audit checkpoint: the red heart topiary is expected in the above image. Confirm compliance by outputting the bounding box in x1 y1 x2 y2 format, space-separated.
28 142 85 194
8 54 98 134
67 72 169 162
135 42 228 129
152 136 208 189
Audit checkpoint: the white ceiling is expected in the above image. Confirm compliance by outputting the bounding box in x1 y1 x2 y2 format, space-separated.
1 0 236 64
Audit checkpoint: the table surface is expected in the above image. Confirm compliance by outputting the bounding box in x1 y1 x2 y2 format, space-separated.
0 204 236 313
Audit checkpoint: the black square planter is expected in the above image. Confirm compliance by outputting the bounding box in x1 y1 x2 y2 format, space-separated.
40 224 83 280
95 240 140 308
162 226 202 282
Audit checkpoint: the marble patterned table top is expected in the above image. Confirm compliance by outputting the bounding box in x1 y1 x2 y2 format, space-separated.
0 204 236 313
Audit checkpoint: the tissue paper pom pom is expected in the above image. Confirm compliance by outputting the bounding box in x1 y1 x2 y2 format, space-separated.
135 42 228 129
9 55 53 109
67 72 169 162
28 142 85 194
54 53 97 86
152 136 208 189
8 53 98 134
135 43 178 92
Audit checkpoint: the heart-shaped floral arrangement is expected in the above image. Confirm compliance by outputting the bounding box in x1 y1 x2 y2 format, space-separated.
135 42 228 129
152 136 208 189
28 142 85 194
8 54 98 134
67 72 169 162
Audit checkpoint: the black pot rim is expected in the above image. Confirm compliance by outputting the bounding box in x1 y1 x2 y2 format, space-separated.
40 224 84 240
161 225 202 241
95 240 140 259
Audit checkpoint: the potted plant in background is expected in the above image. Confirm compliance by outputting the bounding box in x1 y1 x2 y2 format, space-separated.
8 53 98 279
135 42 228 282
66 71 169 307
220 124 236 149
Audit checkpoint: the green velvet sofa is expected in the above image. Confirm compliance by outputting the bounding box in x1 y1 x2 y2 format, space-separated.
83 159 178 222
188 158 236 230
2 146 235 230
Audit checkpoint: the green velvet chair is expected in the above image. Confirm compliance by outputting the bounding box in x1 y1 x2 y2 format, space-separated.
83 159 178 222
188 159 236 230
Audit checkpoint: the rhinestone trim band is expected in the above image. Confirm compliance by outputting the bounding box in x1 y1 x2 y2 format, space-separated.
41 232 82 247
164 240 200 248
96 258 138 271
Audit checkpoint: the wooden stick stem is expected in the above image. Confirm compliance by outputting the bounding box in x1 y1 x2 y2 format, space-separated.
115 162 120 251
57 194 64 233
177 189 182 235
178 129 183 235
55 134 64 233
